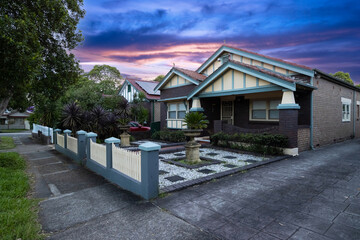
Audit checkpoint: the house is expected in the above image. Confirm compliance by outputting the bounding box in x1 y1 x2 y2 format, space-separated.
0 110 31 130
154 44 360 155
118 79 161 123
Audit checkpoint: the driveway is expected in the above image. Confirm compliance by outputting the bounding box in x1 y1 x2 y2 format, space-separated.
15 136 360 239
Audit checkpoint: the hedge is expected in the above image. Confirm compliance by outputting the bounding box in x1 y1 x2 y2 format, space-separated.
211 132 288 155
151 130 186 143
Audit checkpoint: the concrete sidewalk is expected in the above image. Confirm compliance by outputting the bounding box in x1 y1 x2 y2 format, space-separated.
11 135 360 239
18 137 213 240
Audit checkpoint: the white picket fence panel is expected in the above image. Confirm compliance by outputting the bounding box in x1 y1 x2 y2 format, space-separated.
57 134 64 148
90 141 107 167
33 123 53 143
67 136 78 154
112 144 141 182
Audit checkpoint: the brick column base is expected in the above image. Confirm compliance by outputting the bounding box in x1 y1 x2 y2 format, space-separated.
279 109 299 149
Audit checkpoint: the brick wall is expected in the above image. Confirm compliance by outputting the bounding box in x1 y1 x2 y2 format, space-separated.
160 85 196 99
313 77 359 147
154 102 161 122
279 109 298 148
298 126 310 152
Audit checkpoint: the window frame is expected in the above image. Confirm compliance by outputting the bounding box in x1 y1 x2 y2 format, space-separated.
341 97 351 122
167 102 187 120
249 99 281 122
127 84 131 92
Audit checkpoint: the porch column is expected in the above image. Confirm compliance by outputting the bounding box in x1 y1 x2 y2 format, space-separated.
190 97 204 112
277 90 300 156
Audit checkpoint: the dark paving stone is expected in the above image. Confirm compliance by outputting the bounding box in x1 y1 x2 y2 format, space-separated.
173 153 185 157
228 208 275 230
282 212 332 234
68 164 80 170
27 151 55 160
345 203 360 215
169 201 217 225
165 175 185 182
299 204 340 221
43 168 107 194
37 163 69 175
159 170 169 175
198 214 229 232
197 168 215 174
325 222 360 240
30 157 62 166
251 231 281 240
289 228 332 240
334 212 360 230
223 155 237 159
159 156 164 159
263 221 299 239
245 160 257 163
206 153 218 156
213 222 258 240
223 164 237 168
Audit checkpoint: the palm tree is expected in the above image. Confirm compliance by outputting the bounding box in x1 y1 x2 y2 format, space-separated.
61 102 83 134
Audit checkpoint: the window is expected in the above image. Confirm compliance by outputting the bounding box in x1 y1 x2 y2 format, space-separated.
357 101 360 119
341 97 351 122
128 84 131 92
168 102 187 119
250 99 281 121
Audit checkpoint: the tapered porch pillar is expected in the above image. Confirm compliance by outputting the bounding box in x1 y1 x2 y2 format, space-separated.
277 90 300 156
190 97 204 112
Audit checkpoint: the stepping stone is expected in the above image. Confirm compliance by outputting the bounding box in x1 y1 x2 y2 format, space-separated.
199 150 204 152
223 156 237 159
245 160 257 163
197 169 215 174
223 164 237 168
165 175 185 182
159 156 165 159
174 153 185 157
159 170 169 175
206 153 218 156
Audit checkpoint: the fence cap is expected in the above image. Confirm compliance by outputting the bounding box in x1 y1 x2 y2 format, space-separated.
139 142 161 151
105 137 120 144
86 132 98 137
63 129 72 133
76 130 87 135
54 129 62 132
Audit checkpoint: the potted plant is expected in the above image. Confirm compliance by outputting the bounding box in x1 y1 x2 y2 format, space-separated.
182 112 209 163
117 113 131 147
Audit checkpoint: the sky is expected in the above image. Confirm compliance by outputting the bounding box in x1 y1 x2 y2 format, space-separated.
74 0 360 84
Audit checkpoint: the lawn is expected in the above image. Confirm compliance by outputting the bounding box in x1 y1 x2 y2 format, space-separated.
0 152 43 240
0 129 27 133
0 136 16 150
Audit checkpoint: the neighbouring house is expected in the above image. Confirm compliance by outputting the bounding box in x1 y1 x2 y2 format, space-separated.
0 110 31 130
154 44 360 155
118 78 161 123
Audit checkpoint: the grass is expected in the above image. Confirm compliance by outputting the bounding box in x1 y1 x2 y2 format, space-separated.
0 129 27 133
0 136 16 150
0 152 43 240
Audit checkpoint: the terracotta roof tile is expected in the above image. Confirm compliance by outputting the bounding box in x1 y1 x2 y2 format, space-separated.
174 67 207 81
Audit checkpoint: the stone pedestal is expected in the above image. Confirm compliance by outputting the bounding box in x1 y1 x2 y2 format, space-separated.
120 132 130 147
185 142 201 163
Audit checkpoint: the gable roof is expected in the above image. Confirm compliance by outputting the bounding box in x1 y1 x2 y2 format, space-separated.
174 67 207 81
126 79 160 100
314 69 360 92
196 45 314 77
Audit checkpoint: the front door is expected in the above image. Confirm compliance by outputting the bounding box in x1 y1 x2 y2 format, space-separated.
221 101 233 125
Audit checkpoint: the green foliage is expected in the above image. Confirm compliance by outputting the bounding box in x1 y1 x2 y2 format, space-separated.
330 71 354 85
211 132 288 155
154 75 165 82
0 0 85 119
61 102 83 133
0 152 43 239
131 92 149 124
0 137 16 150
151 130 186 142
183 112 209 129
85 65 123 86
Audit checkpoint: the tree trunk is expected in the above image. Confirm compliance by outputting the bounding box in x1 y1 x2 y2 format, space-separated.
0 95 12 115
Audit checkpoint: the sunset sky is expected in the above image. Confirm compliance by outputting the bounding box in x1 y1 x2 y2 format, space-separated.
74 0 360 84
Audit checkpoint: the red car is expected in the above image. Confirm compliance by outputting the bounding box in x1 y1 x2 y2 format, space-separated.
129 121 150 132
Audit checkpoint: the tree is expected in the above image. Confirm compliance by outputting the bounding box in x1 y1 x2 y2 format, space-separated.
330 72 354 85
0 0 85 118
131 92 149 124
154 75 165 82
86 65 123 87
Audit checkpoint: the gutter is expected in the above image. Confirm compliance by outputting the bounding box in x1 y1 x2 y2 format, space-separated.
353 90 356 137
310 77 315 150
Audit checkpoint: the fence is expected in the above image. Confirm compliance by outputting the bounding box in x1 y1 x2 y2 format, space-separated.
53 130 160 200
32 124 54 143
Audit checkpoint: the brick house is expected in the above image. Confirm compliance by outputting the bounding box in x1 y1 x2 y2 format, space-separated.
118 79 161 124
154 45 360 155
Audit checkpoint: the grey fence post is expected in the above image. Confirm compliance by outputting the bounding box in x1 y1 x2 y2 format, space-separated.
53 129 61 145
86 132 98 161
139 142 161 200
63 129 72 149
105 137 120 169
76 130 87 163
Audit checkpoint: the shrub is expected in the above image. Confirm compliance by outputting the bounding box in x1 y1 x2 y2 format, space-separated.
183 112 209 129
151 130 186 142
211 132 288 155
